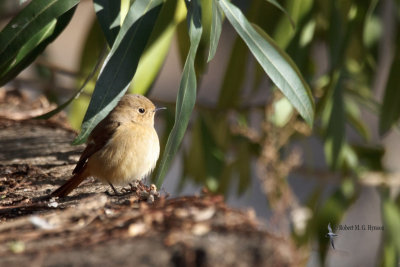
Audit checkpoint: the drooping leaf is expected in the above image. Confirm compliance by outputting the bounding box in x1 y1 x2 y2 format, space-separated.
352 145 384 171
236 141 251 195
273 0 313 49
73 0 163 144
218 0 314 125
264 0 295 30
0 0 79 73
345 97 370 141
93 0 121 47
155 0 203 187
217 37 248 108
0 1 78 85
382 192 400 255
176 20 190 69
323 71 345 169
66 20 107 129
130 0 186 95
379 55 400 136
200 114 224 190
185 116 207 183
207 0 223 61
207 0 223 62
314 179 356 263
36 44 107 121
0 19 57 83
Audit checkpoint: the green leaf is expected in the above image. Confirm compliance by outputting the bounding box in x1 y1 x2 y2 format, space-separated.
36 46 107 121
345 97 370 141
69 20 107 129
381 241 398 267
379 56 400 136
0 19 57 83
185 117 207 183
207 0 223 61
200 114 224 189
73 0 163 144
314 179 356 263
273 0 313 49
93 0 121 47
218 0 314 125
0 1 78 85
264 0 295 30
382 193 400 255
323 71 345 169
155 0 203 187
130 0 186 95
176 20 190 69
217 37 248 108
0 0 79 72
236 141 251 195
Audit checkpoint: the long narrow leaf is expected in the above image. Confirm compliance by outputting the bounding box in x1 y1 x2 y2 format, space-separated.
73 0 163 144
264 0 295 29
0 0 79 71
0 2 78 85
155 0 203 187
218 0 314 125
379 55 400 136
207 0 223 61
131 0 186 95
35 45 107 120
68 20 107 128
217 37 248 108
324 71 345 169
382 193 400 255
0 19 57 80
93 0 120 47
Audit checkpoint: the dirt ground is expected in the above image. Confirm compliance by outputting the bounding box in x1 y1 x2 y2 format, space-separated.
0 90 300 266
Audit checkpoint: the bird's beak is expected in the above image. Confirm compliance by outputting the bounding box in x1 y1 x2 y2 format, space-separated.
155 107 167 112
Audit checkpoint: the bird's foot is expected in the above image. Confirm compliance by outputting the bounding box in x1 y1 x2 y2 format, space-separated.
105 183 131 196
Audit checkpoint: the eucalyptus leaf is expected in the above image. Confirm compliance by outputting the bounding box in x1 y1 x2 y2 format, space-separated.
382 193 400 254
0 19 57 82
35 45 107 120
0 0 79 71
155 0 203 187
264 0 295 29
185 117 206 183
217 37 248 108
131 0 185 95
218 0 314 125
0 1 78 85
324 71 345 169
69 20 107 129
73 0 163 144
93 0 121 47
379 55 400 136
207 0 223 62
345 97 370 141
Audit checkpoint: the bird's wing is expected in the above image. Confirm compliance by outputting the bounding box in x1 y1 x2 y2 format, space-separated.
328 223 332 232
73 118 120 174
330 238 335 250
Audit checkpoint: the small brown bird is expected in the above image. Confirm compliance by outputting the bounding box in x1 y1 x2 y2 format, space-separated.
51 94 163 197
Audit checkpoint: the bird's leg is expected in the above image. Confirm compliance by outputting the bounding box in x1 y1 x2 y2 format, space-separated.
106 183 135 196
106 183 121 196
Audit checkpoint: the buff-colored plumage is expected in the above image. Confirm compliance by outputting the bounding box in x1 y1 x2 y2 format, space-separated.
51 94 161 197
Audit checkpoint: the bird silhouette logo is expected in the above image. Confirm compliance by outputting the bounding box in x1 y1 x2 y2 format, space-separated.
326 223 338 249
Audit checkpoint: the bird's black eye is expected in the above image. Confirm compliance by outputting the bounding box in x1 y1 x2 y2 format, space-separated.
138 108 145 114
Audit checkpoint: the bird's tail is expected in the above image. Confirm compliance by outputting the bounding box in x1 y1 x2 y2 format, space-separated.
50 169 88 198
